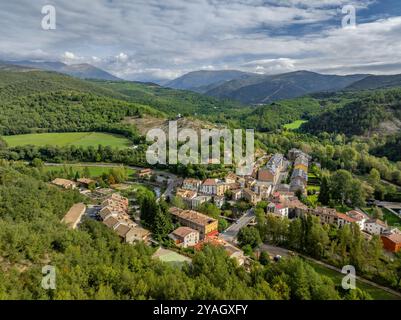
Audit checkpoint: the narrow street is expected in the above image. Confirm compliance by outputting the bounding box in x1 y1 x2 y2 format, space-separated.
220 209 255 244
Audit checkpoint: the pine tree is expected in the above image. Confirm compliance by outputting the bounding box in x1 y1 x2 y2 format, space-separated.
318 175 330 205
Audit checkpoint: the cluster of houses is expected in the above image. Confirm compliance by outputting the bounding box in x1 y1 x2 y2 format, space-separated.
177 172 274 210
52 177 97 191
176 151 309 211
308 206 400 252
99 193 151 244
268 191 401 253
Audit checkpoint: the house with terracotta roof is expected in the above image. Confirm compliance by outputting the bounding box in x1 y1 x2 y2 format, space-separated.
267 202 289 218
169 207 218 239
346 210 369 230
200 178 218 195
176 188 197 206
381 233 401 253
52 178 77 189
169 227 200 247
138 168 153 178
337 213 358 228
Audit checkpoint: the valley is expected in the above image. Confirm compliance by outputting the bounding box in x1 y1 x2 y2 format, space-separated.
1 64 401 301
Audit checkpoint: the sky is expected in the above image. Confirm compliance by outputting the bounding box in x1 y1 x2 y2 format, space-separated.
1 0 401 81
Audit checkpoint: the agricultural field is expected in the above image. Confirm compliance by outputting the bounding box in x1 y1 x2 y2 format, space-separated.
3 132 132 149
283 120 308 130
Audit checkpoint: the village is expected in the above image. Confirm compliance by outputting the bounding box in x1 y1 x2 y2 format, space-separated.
52 148 401 268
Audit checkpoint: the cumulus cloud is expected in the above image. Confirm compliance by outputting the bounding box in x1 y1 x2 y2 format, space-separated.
0 0 400 80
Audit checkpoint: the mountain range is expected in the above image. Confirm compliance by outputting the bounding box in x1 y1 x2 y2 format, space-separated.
166 70 401 104
2 60 401 105
0 60 120 81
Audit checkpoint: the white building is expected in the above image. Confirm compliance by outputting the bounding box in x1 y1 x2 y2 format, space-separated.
267 203 289 218
169 227 200 248
364 219 388 235
182 178 201 191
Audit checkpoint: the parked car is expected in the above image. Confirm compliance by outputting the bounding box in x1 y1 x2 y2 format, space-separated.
273 255 282 262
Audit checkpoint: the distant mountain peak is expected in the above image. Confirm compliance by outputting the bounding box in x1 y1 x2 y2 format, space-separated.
0 60 121 81
166 69 255 93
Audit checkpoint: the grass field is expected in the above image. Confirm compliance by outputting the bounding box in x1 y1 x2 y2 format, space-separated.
283 120 308 130
44 164 136 178
307 260 400 300
4 132 132 149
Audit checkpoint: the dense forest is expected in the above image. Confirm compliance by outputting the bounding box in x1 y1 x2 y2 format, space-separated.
301 89 401 136
372 134 401 162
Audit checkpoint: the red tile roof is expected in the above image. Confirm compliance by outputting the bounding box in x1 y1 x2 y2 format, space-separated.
202 179 217 186
337 213 357 223
383 233 401 244
172 227 198 238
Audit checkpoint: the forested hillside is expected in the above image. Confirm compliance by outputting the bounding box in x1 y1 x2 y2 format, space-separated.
301 89 401 136
0 70 163 140
90 80 245 118
238 97 323 131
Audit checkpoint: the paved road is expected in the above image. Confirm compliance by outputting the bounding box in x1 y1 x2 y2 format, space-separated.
375 200 401 210
259 244 401 299
260 244 293 258
220 209 255 244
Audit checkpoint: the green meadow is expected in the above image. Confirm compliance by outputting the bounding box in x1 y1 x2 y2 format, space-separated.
4 132 132 149
283 120 308 130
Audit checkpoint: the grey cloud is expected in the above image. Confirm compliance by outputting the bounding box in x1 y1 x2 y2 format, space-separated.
0 0 399 81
